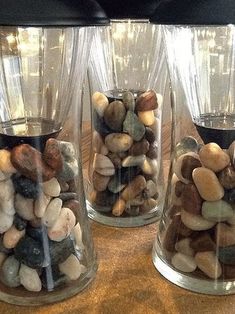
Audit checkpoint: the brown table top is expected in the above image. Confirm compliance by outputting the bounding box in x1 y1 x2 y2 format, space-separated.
0 122 235 314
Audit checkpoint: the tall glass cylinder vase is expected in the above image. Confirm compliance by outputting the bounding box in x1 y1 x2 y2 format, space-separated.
152 24 235 295
86 20 168 227
0 26 97 305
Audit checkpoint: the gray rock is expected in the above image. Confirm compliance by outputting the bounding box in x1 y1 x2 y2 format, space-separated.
123 111 145 141
122 91 135 111
175 136 199 159
219 245 235 265
1 256 20 287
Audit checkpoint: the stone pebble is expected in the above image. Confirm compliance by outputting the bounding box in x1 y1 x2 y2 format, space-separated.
92 91 109 117
3 225 25 249
174 152 201 184
93 131 108 155
112 198 126 216
215 223 235 247
0 179 14 201
129 139 150 156
181 209 216 231
195 251 222 279
42 177 61 197
171 252 197 273
93 153 115 176
19 264 42 292
228 141 235 167
0 149 16 174
57 158 78 181
42 197 62 227
105 133 133 153
34 192 51 218
135 90 158 111
190 232 216 252
175 238 194 257
72 222 83 249
59 254 82 280
0 198 15 216
141 158 158 175
108 175 126 194
199 142 230 172
122 91 135 111
12 174 40 199
202 200 234 222
140 198 158 213
47 207 76 242
15 193 35 221
104 100 126 132
123 110 145 141
181 183 202 215
138 110 155 126
218 166 235 189
175 136 199 159
192 167 224 201
92 171 110 192
122 155 145 167
0 211 14 234
43 138 63 172
121 175 146 201
1 255 20 287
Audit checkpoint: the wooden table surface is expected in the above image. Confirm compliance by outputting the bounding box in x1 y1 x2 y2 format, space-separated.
0 122 235 314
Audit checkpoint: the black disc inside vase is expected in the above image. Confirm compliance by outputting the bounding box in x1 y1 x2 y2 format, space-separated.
194 113 235 149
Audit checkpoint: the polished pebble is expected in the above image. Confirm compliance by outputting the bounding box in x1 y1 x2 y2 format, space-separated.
1 256 20 287
93 131 108 155
192 167 224 201
138 110 155 126
0 211 14 234
59 254 82 280
218 166 235 189
175 238 194 257
121 175 146 201
171 252 197 273
3 225 25 249
105 133 133 153
92 91 109 117
123 110 145 141
216 223 235 247
34 192 51 218
112 198 126 216
129 139 150 156
19 264 42 292
0 149 16 174
181 183 202 215
141 158 158 175
104 100 126 132
92 171 110 192
202 200 234 222
93 153 115 176
174 152 201 184
136 90 158 111
122 155 145 167
15 193 35 221
42 198 63 227
195 251 222 279
190 232 216 252
42 177 61 197
123 91 135 111
199 142 230 172
181 209 216 231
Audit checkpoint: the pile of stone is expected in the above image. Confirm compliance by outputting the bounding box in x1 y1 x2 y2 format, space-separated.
163 137 235 279
0 138 84 292
88 90 161 217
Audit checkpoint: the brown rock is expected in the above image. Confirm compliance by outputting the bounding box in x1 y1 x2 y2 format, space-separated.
145 127 156 143
218 166 235 189
175 181 185 197
112 198 126 216
107 152 122 168
181 155 202 181
216 223 235 247
146 144 158 159
190 232 216 252
121 175 146 201
223 265 235 279
129 139 150 156
195 251 222 279
104 100 126 131
43 138 63 172
92 171 110 192
136 90 158 111
181 183 202 215
89 190 116 207
63 199 80 219
11 144 55 182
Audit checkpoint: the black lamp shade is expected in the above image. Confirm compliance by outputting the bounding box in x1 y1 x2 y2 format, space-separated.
151 0 235 25
0 0 109 26
97 0 159 19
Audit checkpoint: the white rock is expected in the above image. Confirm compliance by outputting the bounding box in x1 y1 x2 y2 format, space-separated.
181 209 216 231
47 207 76 241
145 180 158 198
58 141 76 160
171 252 197 273
15 194 35 221
175 238 194 257
34 192 51 218
122 155 145 167
42 178 61 197
72 222 84 249
0 179 14 201
92 91 109 117
42 198 62 227
19 264 42 292
59 254 82 280
1 198 15 216
141 158 158 175
0 211 13 233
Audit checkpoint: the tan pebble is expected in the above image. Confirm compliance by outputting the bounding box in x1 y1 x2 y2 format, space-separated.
199 143 230 172
59 254 82 280
15 194 35 220
105 133 133 153
175 238 194 257
0 149 16 174
92 171 110 192
192 167 224 201
0 211 13 233
171 252 197 273
34 193 51 218
93 131 108 155
181 209 216 231
47 207 76 241
0 179 14 201
92 92 109 117
0 170 10 181
141 157 158 175
138 110 155 126
19 264 42 292
93 153 115 176
42 177 61 197
122 155 145 167
1 198 15 216
112 198 126 216
3 225 25 249
140 198 158 212
216 223 235 247
145 180 158 198
126 195 144 207
195 251 222 279
121 175 146 201
42 198 63 227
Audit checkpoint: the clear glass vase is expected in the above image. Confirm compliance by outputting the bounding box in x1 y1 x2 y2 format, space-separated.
153 24 235 295
0 26 97 305
86 20 168 227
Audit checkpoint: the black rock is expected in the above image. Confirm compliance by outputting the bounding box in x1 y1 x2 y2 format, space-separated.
117 166 141 185
12 174 41 199
219 245 235 265
13 214 27 231
26 226 44 242
49 236 75 265
14 236 44 269
223 189 235 203
41 265 67 290
93 110 112 136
